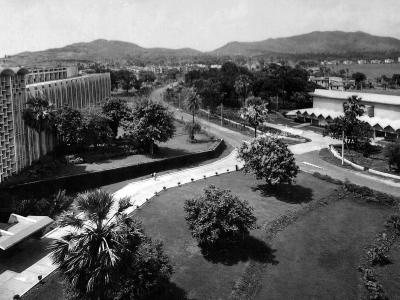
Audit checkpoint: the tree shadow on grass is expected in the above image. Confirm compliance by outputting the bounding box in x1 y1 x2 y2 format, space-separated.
200 235 278 266
149 280 192 300
252 184 313 204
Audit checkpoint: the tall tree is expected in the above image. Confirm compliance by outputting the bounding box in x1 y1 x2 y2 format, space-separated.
184 88 202 123
234 74 253 105
102 97 131 138
238 135 299 186
54 106 83 148
239 96 269 137
324 96 372 149
123 100 175 155
22 94 55 156
118 70 137 94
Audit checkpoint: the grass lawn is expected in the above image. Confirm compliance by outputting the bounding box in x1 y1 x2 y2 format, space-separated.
376 240 400 299
132 171 338 299
255 198 392 300
1 121 216 187
21 170 397 299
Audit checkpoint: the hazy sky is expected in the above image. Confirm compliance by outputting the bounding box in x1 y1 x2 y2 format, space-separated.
2 0 400 55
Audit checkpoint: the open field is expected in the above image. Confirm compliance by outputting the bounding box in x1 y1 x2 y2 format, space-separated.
335 63 400 79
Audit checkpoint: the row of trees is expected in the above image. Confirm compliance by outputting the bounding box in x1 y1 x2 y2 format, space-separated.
23 96 176 156
110 69 156 94
184 62 315 111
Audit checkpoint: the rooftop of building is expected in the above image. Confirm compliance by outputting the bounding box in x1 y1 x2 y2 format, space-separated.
0 67 29 76
312 89 400 106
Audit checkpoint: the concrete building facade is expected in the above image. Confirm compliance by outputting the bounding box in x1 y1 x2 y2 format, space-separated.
287 89 400 139
0 67 110 182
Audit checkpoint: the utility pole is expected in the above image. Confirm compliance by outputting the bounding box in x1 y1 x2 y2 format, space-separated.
220 102 223 126
342 130 345 165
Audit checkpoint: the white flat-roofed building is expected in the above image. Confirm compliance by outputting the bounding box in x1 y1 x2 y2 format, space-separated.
287 89 400 138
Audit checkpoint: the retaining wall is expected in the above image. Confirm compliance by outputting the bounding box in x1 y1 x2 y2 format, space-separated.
0 139 225 200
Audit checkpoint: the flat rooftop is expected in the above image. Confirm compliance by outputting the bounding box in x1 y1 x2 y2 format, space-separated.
312 89 400 106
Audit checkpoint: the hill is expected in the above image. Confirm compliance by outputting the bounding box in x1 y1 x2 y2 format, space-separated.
211 31 400 57
8 39 202 66
7 31 400 66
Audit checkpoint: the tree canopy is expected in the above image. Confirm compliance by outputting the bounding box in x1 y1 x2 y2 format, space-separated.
102 97 131 138
239 96 269 137
238 135 299 185
123 100 175 154
184 185 257 246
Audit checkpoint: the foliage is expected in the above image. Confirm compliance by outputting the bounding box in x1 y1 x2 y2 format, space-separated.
238 135 299 185
352 72 366 88
54 106 83 147
102 97 131 138
112 69 141 93
139 70 156 83
80 109 114 147
184 121 202 140
193 78 223 111
23 94 56 155
384 143 400 171
367 246 391 266
49 190 172 300
184 185 257 246
324 96 372 149
122 100 175 154
239 96 269 137
184 87 202 123
16 189 73 218
234 74 253 103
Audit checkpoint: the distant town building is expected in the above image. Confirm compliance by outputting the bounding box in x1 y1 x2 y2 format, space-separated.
370 59 381 64
0 66 110 182
357 60 367 64
342 60 353 65
287 89 400 139
384 58 395 64
309 76 344 90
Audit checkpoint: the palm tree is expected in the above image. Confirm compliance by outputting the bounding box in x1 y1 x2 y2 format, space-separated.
184 88 202 123
22 94 55 157
48 190 138 300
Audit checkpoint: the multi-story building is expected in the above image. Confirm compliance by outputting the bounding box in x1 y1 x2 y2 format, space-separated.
309 76 344 90
0 66 110 182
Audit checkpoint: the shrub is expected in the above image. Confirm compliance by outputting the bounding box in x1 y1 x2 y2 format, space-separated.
238 135 299 185
184 185 257 246
184 122 202 141
385 214 400 231
15 189 73 218
367 246 390 266
384 143 400 171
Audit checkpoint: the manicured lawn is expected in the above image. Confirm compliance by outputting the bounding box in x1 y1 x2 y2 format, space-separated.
132 171 338 299
254 199 392 300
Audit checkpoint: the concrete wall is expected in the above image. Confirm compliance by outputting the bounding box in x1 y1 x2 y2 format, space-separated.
0 71 111 183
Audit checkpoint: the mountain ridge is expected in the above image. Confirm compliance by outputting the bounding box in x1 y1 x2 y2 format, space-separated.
7 31 400 66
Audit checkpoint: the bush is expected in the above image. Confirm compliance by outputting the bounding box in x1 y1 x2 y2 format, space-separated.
15 189 73 218
238 135 299 185
384 143 400 171
184 122 202 141
184 185 257 246
367 246 391 266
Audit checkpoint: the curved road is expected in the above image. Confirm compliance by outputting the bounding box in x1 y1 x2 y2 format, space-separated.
151 86 400 197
